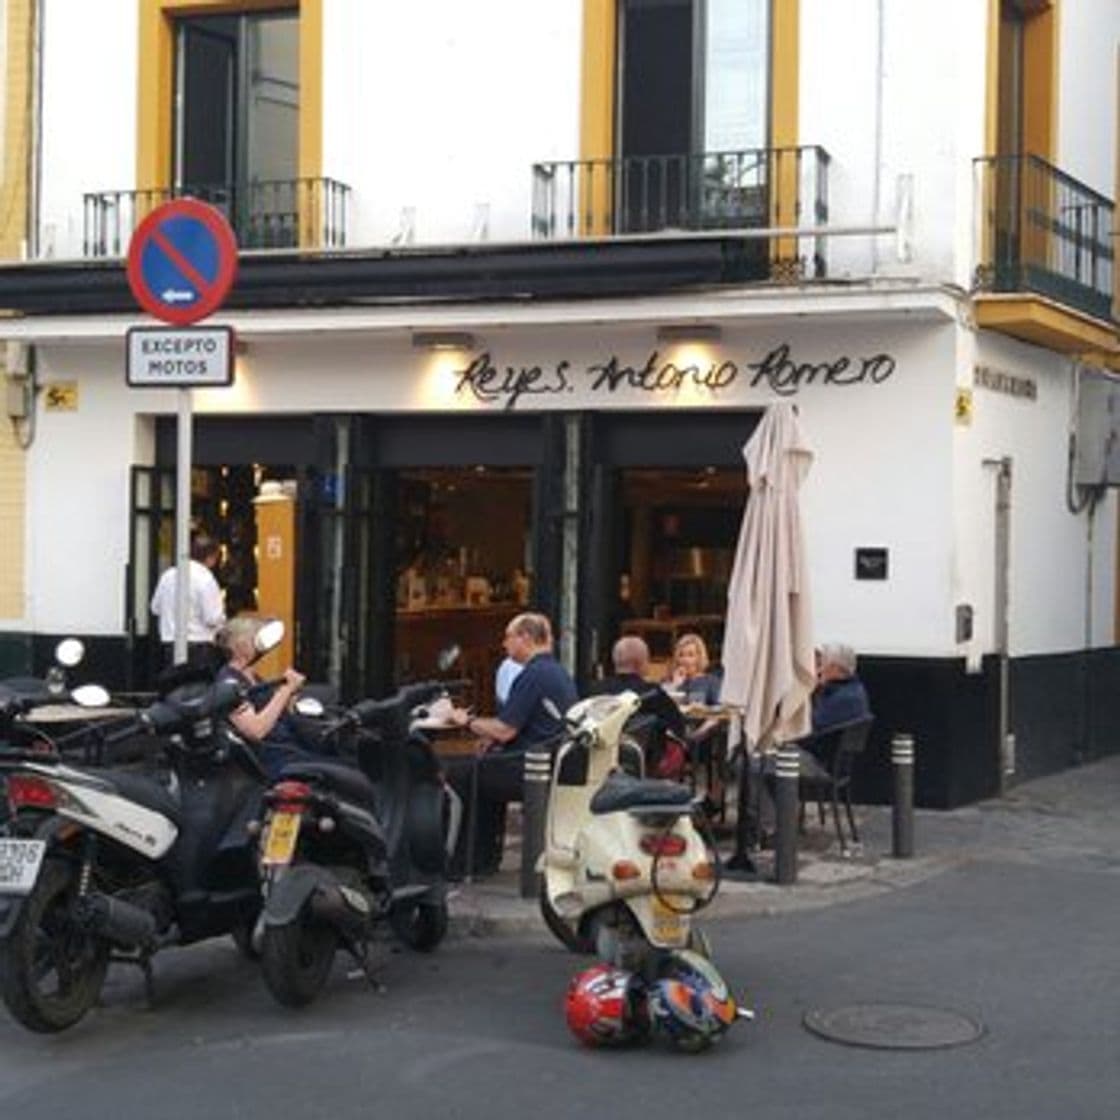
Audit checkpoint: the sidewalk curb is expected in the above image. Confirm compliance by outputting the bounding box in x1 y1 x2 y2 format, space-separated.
444 849 970 940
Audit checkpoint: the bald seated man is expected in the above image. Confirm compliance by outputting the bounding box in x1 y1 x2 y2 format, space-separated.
591 635 688 774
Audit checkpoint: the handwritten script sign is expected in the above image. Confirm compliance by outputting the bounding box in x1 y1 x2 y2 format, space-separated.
453 344 896 410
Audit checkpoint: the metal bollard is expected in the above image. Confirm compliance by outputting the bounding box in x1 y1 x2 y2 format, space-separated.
891 733 915 858
773 745 800 885
520 748 552 899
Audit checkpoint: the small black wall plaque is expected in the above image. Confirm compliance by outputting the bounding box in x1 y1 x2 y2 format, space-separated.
855 547 889 581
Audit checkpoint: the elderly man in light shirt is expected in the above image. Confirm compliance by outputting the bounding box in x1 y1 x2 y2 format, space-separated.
150 533 226 670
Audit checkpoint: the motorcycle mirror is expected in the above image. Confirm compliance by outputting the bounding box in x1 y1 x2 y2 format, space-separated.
71 684 110 708
293 696 324 718
54 637 85 668
436 643 461 672
254 619 285 655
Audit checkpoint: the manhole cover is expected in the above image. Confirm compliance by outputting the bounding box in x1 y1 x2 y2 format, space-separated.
803 1003 984 1050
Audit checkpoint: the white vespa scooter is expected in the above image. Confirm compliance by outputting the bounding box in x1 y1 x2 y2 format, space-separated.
538 690 723 972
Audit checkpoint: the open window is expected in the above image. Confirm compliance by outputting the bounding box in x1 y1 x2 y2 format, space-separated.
174 9 300 247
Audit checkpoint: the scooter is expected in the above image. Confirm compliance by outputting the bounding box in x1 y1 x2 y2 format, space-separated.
252 679 462 1008
0 638 121 827
0 624 285 1033
0 638 101 748
539 689 751 1048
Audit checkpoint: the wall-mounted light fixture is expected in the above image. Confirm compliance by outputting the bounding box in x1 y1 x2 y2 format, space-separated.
411 331 477 351
656 324 722 344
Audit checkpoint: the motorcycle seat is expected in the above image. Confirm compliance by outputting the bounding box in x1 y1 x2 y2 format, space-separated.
276 759 378 807
99 769 183 825
589 771 693 815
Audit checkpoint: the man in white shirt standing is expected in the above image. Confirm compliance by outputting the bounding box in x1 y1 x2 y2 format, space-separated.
150 533 226 669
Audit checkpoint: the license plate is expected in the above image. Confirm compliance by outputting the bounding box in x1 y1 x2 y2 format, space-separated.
650 893 686 943
261 812 301 867
0 839 46 895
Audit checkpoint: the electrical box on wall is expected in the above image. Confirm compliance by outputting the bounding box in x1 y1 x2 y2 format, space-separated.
4 341 32 420
1074 369 1120 486
5 378 30 420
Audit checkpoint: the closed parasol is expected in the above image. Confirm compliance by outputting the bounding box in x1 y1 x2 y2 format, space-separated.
719 405 816 866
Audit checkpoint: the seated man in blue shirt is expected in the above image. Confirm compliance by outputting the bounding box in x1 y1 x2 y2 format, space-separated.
445 612 578 876
811 642 871 734
752 642 872 850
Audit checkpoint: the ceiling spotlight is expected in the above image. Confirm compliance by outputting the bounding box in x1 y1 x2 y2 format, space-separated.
656 324 723 344
411 331 477 351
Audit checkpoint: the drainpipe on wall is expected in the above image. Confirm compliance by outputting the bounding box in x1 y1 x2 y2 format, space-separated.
982 455 1013 795
870 0 885 273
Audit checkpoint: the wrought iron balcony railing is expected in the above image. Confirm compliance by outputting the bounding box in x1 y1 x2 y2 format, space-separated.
974 154 1114 322
531 145 831 278
83 177 350 258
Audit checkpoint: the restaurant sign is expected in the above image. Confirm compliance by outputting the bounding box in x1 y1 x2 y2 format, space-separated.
453 343 897 411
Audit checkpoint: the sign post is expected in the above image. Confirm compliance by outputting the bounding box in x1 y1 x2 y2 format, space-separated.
126 199 238 665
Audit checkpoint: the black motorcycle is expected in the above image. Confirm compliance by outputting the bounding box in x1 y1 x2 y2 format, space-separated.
0 674 272 1033
253 680 461 1008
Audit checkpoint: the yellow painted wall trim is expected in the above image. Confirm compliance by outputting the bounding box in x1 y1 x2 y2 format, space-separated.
579 0 615 236
1022 0 1057 161
986 0 1057 160
579 0 614 164
0 0 33 618
973 293 1120 356
984 0 999 156
298 0 322 181
1114 46 1119 322
1 0 34 257
770 0 800 266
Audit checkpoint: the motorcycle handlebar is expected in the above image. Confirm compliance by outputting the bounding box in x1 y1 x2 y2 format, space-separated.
349 681 448 730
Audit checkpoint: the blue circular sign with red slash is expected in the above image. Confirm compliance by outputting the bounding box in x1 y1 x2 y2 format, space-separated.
126 198 238 325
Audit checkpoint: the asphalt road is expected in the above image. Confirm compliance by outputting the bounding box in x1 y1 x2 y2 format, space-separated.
0 847 1116 1120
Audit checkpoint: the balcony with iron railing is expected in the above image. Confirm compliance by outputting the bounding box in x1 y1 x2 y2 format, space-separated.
82 177 351 258
973 154 1115 325
531 145 831 279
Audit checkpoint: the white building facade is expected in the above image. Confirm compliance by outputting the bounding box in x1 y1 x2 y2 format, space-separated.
1 0 1117 806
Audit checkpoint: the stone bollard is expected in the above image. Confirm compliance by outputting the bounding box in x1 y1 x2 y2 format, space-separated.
520 748 552 899
891 732 915 858
773 744 801 885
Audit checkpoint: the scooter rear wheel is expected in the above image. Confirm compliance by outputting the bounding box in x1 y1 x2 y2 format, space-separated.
260 914 337 1008
539 883 596 954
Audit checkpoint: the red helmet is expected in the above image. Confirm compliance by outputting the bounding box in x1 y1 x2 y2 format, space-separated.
564 965 649 1047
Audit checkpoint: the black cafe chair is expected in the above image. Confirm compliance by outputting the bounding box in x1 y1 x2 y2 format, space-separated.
795 715 875 854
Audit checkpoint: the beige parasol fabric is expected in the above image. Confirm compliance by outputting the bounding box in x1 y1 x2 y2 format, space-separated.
719 403 815 749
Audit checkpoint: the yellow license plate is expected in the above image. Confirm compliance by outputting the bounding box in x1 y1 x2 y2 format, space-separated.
262 811 301 866
650 894 686 943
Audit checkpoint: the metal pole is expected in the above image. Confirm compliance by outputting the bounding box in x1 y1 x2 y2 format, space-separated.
463 756 480 886
891 733 915 858
773 745 800 885
173 387 192 665
520 748 552 899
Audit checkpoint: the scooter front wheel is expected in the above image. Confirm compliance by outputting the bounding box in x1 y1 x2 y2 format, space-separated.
539 883 595 954
260 913 337 1008
389 899 448 952
0 858 110 1033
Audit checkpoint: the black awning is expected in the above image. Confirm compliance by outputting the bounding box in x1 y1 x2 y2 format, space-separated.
0 235 770 315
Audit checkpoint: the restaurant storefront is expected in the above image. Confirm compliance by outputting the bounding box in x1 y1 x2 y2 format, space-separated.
6 290 1118 808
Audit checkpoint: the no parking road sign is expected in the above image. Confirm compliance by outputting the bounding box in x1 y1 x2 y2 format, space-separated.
126 198 238 325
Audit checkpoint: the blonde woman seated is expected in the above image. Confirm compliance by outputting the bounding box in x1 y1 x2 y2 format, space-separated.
666 633 722 707
665 632 725 810
215 616 308 780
